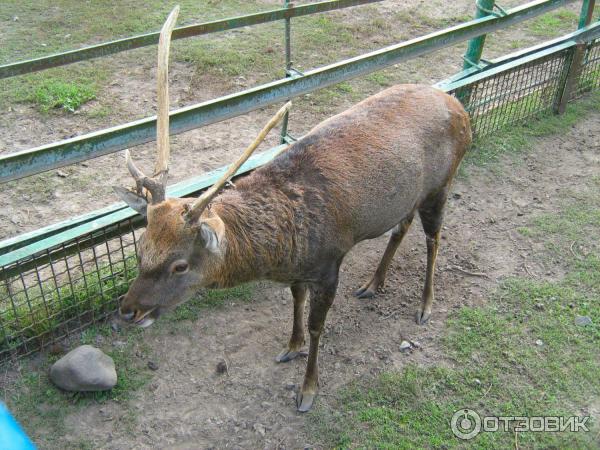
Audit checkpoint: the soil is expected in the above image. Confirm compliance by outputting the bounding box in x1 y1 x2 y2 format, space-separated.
0 1 596 448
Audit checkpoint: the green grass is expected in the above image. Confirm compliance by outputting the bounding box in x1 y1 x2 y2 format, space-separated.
0 65 109 112
529 10 579 37
308 102 600 449
31 79 96 112
166 283 255 322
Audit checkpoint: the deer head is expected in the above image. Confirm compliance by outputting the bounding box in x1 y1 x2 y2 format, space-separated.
113 6 291 327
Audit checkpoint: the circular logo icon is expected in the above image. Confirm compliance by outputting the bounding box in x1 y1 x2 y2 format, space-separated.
451 409 481 440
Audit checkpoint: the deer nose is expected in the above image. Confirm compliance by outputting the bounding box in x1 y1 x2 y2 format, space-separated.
118 295 134 321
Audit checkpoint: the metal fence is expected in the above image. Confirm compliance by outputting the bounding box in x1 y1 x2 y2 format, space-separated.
0 221 139 358
1 0 599 364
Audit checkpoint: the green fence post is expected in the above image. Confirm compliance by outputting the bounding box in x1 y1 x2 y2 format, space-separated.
463 0 497 69
556 0 596 113
280 0 293 144
578 0 596 28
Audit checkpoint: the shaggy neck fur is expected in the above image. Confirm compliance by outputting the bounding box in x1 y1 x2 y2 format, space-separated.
204 176 302 287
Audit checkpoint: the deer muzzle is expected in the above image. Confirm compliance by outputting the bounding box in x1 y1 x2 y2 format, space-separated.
118 295 158 328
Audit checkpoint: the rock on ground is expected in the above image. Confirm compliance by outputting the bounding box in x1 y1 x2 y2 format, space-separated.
50 345 117 392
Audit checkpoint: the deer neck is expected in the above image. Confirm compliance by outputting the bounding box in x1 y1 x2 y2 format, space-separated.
206 185 298 287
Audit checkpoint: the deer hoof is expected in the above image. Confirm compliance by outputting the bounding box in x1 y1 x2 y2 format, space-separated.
416 309 431 325
296 390 315 412
275 349 307 363
354 286 376 298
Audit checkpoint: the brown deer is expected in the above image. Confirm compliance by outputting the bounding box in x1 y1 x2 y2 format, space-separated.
115 7 472 412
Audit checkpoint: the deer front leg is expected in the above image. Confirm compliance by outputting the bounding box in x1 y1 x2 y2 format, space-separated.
276 283 308 363
297 278 337 412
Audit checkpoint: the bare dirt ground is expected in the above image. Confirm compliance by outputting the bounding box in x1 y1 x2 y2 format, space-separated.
33 111 595 449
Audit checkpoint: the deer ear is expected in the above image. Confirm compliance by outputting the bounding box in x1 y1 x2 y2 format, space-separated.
113 186 148 217
196 215 226 253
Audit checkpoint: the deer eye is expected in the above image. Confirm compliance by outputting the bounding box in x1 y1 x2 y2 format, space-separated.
171 260 189 274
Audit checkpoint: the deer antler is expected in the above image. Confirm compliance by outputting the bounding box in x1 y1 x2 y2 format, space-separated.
185 101 292 224
125 5 179 204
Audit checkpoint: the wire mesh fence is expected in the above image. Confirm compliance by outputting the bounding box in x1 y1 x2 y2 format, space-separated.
0 220 141 362
575 38 600 97
453 47 574 138
1 36 599 365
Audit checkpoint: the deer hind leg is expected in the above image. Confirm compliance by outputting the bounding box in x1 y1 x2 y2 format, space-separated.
297 273 338 412
416 189 448 325
276 283 308 363
354 214 414 299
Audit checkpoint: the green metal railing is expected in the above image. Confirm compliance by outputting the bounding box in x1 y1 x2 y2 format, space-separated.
0 0 581 184
0 0 598 362
0 0 384 79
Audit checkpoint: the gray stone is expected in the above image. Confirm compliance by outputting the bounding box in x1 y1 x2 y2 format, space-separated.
50 345 117 392
575 315 593 326
253 423 266 436
399 340 412 352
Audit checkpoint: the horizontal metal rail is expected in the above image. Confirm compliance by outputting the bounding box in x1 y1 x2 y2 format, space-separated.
0 144 286 274
437 19 600 88
0 0 383 79
0 0 578 184
437 24 600 91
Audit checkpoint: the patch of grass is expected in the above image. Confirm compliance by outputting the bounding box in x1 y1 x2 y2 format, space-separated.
167 283 255 322
85 105 112 119
31 79 96 112
529 10 579 37
509 39 526 49
0 65 108 112
366 71 394 87
178 25 283 81
309 101 600 449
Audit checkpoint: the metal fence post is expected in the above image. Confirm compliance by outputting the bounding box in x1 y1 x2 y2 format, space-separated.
555 0 596 113
463 0 497 69
280 0 293 144
578 0 596 28
555 43 587 113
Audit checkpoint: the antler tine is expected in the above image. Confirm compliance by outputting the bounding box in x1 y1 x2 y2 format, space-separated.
155 5 179 177
185 101 292 223
122 6 179 204
125 149 147 194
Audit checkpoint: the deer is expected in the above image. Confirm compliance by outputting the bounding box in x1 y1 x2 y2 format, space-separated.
114 6 472 412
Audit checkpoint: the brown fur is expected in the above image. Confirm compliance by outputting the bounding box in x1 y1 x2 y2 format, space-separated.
119 84 472 411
